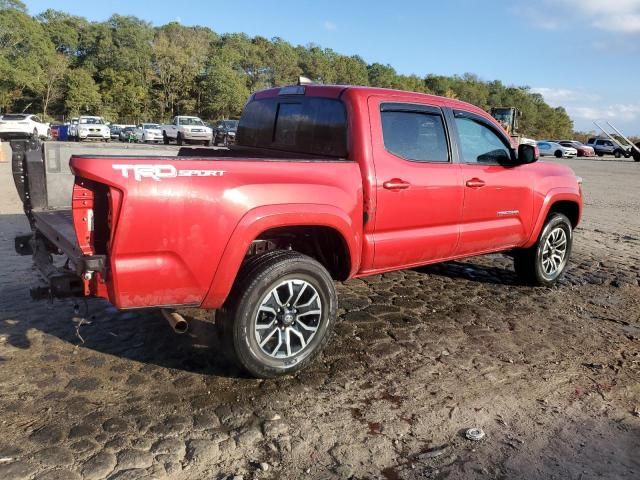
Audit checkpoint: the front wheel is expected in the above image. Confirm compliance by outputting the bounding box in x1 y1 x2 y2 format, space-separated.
614 150 622 159
217 250 337 378
554 150 563 159
163 133 169 145
176 133 183 146
514 213 573 286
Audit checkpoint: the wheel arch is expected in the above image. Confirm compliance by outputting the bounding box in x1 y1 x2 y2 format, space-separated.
202 204 361 309
524 190 582 248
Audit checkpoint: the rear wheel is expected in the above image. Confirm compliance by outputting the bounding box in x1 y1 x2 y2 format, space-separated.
514 213 572 287
216 250 337 378
163 133 169 145
614 150 622 159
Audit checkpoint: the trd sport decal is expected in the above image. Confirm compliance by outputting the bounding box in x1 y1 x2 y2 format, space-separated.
112 164 225 181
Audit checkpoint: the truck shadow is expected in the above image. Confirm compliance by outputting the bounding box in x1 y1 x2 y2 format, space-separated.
0 290 246 378
413 257 520 286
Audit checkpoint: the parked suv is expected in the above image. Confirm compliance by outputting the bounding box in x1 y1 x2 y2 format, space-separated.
586 137 630 158
213 119 239 146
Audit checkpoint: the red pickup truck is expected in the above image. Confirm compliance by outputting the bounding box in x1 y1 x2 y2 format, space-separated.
12 85 582 378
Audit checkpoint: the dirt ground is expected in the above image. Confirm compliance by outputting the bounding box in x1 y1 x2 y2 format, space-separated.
0 152 639 480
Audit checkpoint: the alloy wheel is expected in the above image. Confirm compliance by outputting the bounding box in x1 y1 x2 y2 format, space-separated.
541 227 568 277
254 279 322 359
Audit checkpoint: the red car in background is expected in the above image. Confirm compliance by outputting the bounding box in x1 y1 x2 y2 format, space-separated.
558 140 596 157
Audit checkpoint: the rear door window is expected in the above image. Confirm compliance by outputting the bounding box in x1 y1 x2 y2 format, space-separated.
379 106 449 162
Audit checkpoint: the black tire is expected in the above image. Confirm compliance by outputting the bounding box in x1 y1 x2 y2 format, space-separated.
204 139 211 147
176 133 183 146
514 213 573 287
554 150 563 159
163 133 169 145
614 150 622 159
216 250 337 378
597 152 603 157
633 150 640 162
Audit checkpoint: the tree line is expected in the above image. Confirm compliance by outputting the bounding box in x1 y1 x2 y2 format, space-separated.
0 0 573 138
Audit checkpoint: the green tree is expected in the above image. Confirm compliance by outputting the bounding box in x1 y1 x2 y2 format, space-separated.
0 5 54 112
367 63 398 88
38 52 68 118
332 54 368 85
152 22 214 119
201 58 249 119
64 68 101 116
37 9 87 56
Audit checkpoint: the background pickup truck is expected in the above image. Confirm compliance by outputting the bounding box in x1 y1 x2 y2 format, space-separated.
162 115 213 146
12 84 582 378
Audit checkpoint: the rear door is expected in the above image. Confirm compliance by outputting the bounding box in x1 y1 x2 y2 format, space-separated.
368 98 463 270
449 110 534 255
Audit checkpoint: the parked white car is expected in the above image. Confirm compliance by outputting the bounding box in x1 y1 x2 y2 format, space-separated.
76 116 110 142
162 116 213 146
134 123 163 143
67 117 79 139
0 114 50 140
536 141 577 159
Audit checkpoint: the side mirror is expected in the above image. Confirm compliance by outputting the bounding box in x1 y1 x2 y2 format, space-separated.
517 143 539 164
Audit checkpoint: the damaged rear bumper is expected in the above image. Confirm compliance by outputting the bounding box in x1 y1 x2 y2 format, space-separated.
15 233 106 300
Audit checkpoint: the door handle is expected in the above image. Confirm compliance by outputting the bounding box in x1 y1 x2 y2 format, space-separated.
465 178 485 188
383 179 411 190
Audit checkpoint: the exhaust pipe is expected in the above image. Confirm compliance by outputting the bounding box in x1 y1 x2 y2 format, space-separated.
161 309 189 334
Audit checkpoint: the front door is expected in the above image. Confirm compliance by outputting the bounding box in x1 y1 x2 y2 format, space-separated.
450 111 534 256
368 98 463 271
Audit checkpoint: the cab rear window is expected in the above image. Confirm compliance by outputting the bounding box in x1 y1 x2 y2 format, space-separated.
237 97 348 158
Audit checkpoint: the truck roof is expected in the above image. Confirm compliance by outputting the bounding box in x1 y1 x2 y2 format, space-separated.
252 84 492 120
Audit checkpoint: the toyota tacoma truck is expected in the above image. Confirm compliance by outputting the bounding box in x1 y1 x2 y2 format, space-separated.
12 84 582 378
162 115 213 146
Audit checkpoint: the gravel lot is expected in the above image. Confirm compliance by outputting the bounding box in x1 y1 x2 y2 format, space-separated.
0 151 639 480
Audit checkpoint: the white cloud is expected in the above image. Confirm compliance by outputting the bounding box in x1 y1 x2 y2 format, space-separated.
512 0 640 33
322 21 337 31
559 0 640 32
531 87 601 104
533 86 640 133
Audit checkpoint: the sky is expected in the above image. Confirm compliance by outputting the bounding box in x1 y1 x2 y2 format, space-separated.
22 0 640 135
